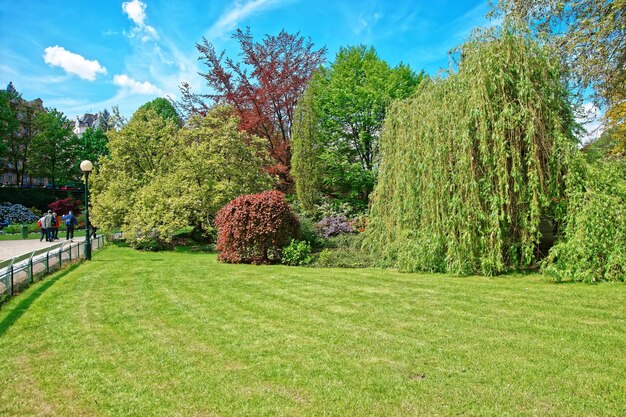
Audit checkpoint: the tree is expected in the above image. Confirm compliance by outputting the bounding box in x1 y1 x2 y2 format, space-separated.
90 106 180 233
108 105 127 131
79 127 109 165
136 97 182 126
0 84 44 187
94 109 111 132
29 109 79 193
542 160 625 282
291 45 424 212
490 0 626 154
180 28 326 189
291 86 321 212
0 89 19 158
91 105 273 247
48 197 82 216
364 26 579 276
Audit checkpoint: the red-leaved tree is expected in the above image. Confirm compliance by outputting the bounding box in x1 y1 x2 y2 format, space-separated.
179 28 326 190
214 190 300 264
48 197 82 216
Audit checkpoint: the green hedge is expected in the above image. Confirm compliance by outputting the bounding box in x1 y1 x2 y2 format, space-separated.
0 188 83 211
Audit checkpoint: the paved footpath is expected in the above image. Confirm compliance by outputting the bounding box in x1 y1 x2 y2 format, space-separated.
0 237 85 262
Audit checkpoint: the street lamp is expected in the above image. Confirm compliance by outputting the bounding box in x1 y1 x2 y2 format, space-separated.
80 160 93 260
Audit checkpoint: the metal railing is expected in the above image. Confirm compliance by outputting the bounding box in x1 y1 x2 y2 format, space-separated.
0 235 106 306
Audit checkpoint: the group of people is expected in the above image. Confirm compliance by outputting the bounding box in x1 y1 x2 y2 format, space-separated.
38 210 78 242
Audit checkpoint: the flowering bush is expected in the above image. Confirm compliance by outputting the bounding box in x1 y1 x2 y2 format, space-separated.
350 215 368 233
214 190 300 264
0 203 39 224
316 215 353 238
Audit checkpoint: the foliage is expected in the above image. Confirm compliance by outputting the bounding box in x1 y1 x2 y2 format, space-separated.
214 190 299 264
134 237 173 252
79 127 109 165
542 160 626 282
48 197 82 216
298 215 323 249
581 128 623 163
290 85 321 211
90 106 181 237
313 233 374 268
292 45 424 211
179 28 326 190
604 91 625 156
315 199 361 220
0 188 69 212
0 84 42 186
491 0 626 153
92 105 272 248
0 89 20 157
316 215 353 238
281 239 313 266
365 26 578 276
29 108 79 189
135 97 182 126
0 202 39 223
108 105 127 131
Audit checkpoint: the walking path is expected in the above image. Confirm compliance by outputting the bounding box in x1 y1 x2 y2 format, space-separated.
0 237 85 262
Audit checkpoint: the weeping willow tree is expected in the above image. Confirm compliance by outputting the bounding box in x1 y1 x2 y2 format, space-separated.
365 26 579 276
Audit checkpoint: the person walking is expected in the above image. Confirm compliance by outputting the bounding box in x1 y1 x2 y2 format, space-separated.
62 211 78 240
43 210 54 242
38 215 47 242
52 212 60 240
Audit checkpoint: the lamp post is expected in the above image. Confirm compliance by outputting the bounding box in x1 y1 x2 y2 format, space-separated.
80 160 93 260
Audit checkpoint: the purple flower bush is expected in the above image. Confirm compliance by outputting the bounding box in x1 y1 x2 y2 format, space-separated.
316 215 354 238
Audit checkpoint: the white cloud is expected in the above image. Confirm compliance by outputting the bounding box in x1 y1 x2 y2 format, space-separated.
207 0 284 39
122 0 159 41
43 46 107 81
113 74 163 95
122 0 146 26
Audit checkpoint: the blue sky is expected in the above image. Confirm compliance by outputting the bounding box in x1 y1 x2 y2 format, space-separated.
1 0 493 119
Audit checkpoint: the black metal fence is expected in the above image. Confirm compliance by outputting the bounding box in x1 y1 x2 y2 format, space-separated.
0 235 106 305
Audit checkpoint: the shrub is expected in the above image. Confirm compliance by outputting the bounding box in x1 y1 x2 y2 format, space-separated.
48 197 82 216
316 200 360 220
134 238 173 252
0 203 39 224
542 161 626 282
281 240 313 266
316 215 353 238
350 215 367 233
298 215 323 249
30 206 42 218
214 191 300 264
0 188 60 212
313 233 375 268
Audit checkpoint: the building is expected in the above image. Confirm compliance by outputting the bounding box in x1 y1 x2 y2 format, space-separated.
0 82 49 187
74 113 99 136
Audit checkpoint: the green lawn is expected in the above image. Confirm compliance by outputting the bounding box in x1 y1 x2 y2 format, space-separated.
0 246 624 416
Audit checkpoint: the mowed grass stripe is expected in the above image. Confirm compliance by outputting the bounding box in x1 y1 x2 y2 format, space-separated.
0 245 624 416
